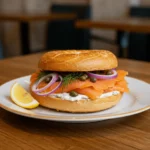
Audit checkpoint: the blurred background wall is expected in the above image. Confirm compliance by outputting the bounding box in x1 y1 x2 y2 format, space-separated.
141 0 150 6
0 0 150 57
91 0 128 55
0 0 51 57
24 0 51 52
0 0 22 57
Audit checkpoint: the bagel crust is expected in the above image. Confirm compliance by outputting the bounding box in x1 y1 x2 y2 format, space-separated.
38 50 118 71
30 89 122 113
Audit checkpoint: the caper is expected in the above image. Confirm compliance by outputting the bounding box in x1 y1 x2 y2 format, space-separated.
90 77 97 83
106 70 113 75
79 74 88 81
69 91 78 97
44 77 51 83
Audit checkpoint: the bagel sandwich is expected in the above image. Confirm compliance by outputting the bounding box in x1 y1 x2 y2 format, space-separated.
30 50 129 113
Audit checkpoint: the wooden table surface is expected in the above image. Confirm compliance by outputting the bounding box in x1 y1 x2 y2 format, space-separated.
0 53 150 150
76 17 150 33
0 13 76 22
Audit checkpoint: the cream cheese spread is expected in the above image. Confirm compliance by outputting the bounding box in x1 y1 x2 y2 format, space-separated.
50 91 120 101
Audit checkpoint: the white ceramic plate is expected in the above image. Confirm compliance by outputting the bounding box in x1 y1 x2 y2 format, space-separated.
0 76 150 123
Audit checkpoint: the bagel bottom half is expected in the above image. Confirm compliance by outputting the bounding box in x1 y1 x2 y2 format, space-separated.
30 90 123 113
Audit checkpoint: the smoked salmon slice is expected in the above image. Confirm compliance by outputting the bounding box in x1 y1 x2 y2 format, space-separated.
30 70 129 99
75 88 103 100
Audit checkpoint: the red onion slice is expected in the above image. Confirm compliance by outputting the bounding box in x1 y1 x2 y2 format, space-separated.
35 75 62 96
87 70 117 80
32 73 59 93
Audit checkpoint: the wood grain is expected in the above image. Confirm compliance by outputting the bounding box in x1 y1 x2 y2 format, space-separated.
0 13 76 22
76 18 150 33
0 53 150 150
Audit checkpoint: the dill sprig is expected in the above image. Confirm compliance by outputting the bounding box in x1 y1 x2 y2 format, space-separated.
62 72 84 87
37 71 50 80
37 71 84 87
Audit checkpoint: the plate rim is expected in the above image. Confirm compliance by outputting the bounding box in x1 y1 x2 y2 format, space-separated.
0 76 150 122
0 102 150 121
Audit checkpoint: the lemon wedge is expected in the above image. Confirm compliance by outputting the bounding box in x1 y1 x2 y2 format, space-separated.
10 83 39 109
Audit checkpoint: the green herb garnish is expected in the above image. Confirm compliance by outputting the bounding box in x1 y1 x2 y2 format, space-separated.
37 71 50 80
62 72 84 87
37 71 84 87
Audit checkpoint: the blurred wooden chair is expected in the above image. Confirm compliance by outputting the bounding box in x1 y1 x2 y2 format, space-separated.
117 7 150 61
128 7 150 61
0 41 3 59
46 2 91 50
